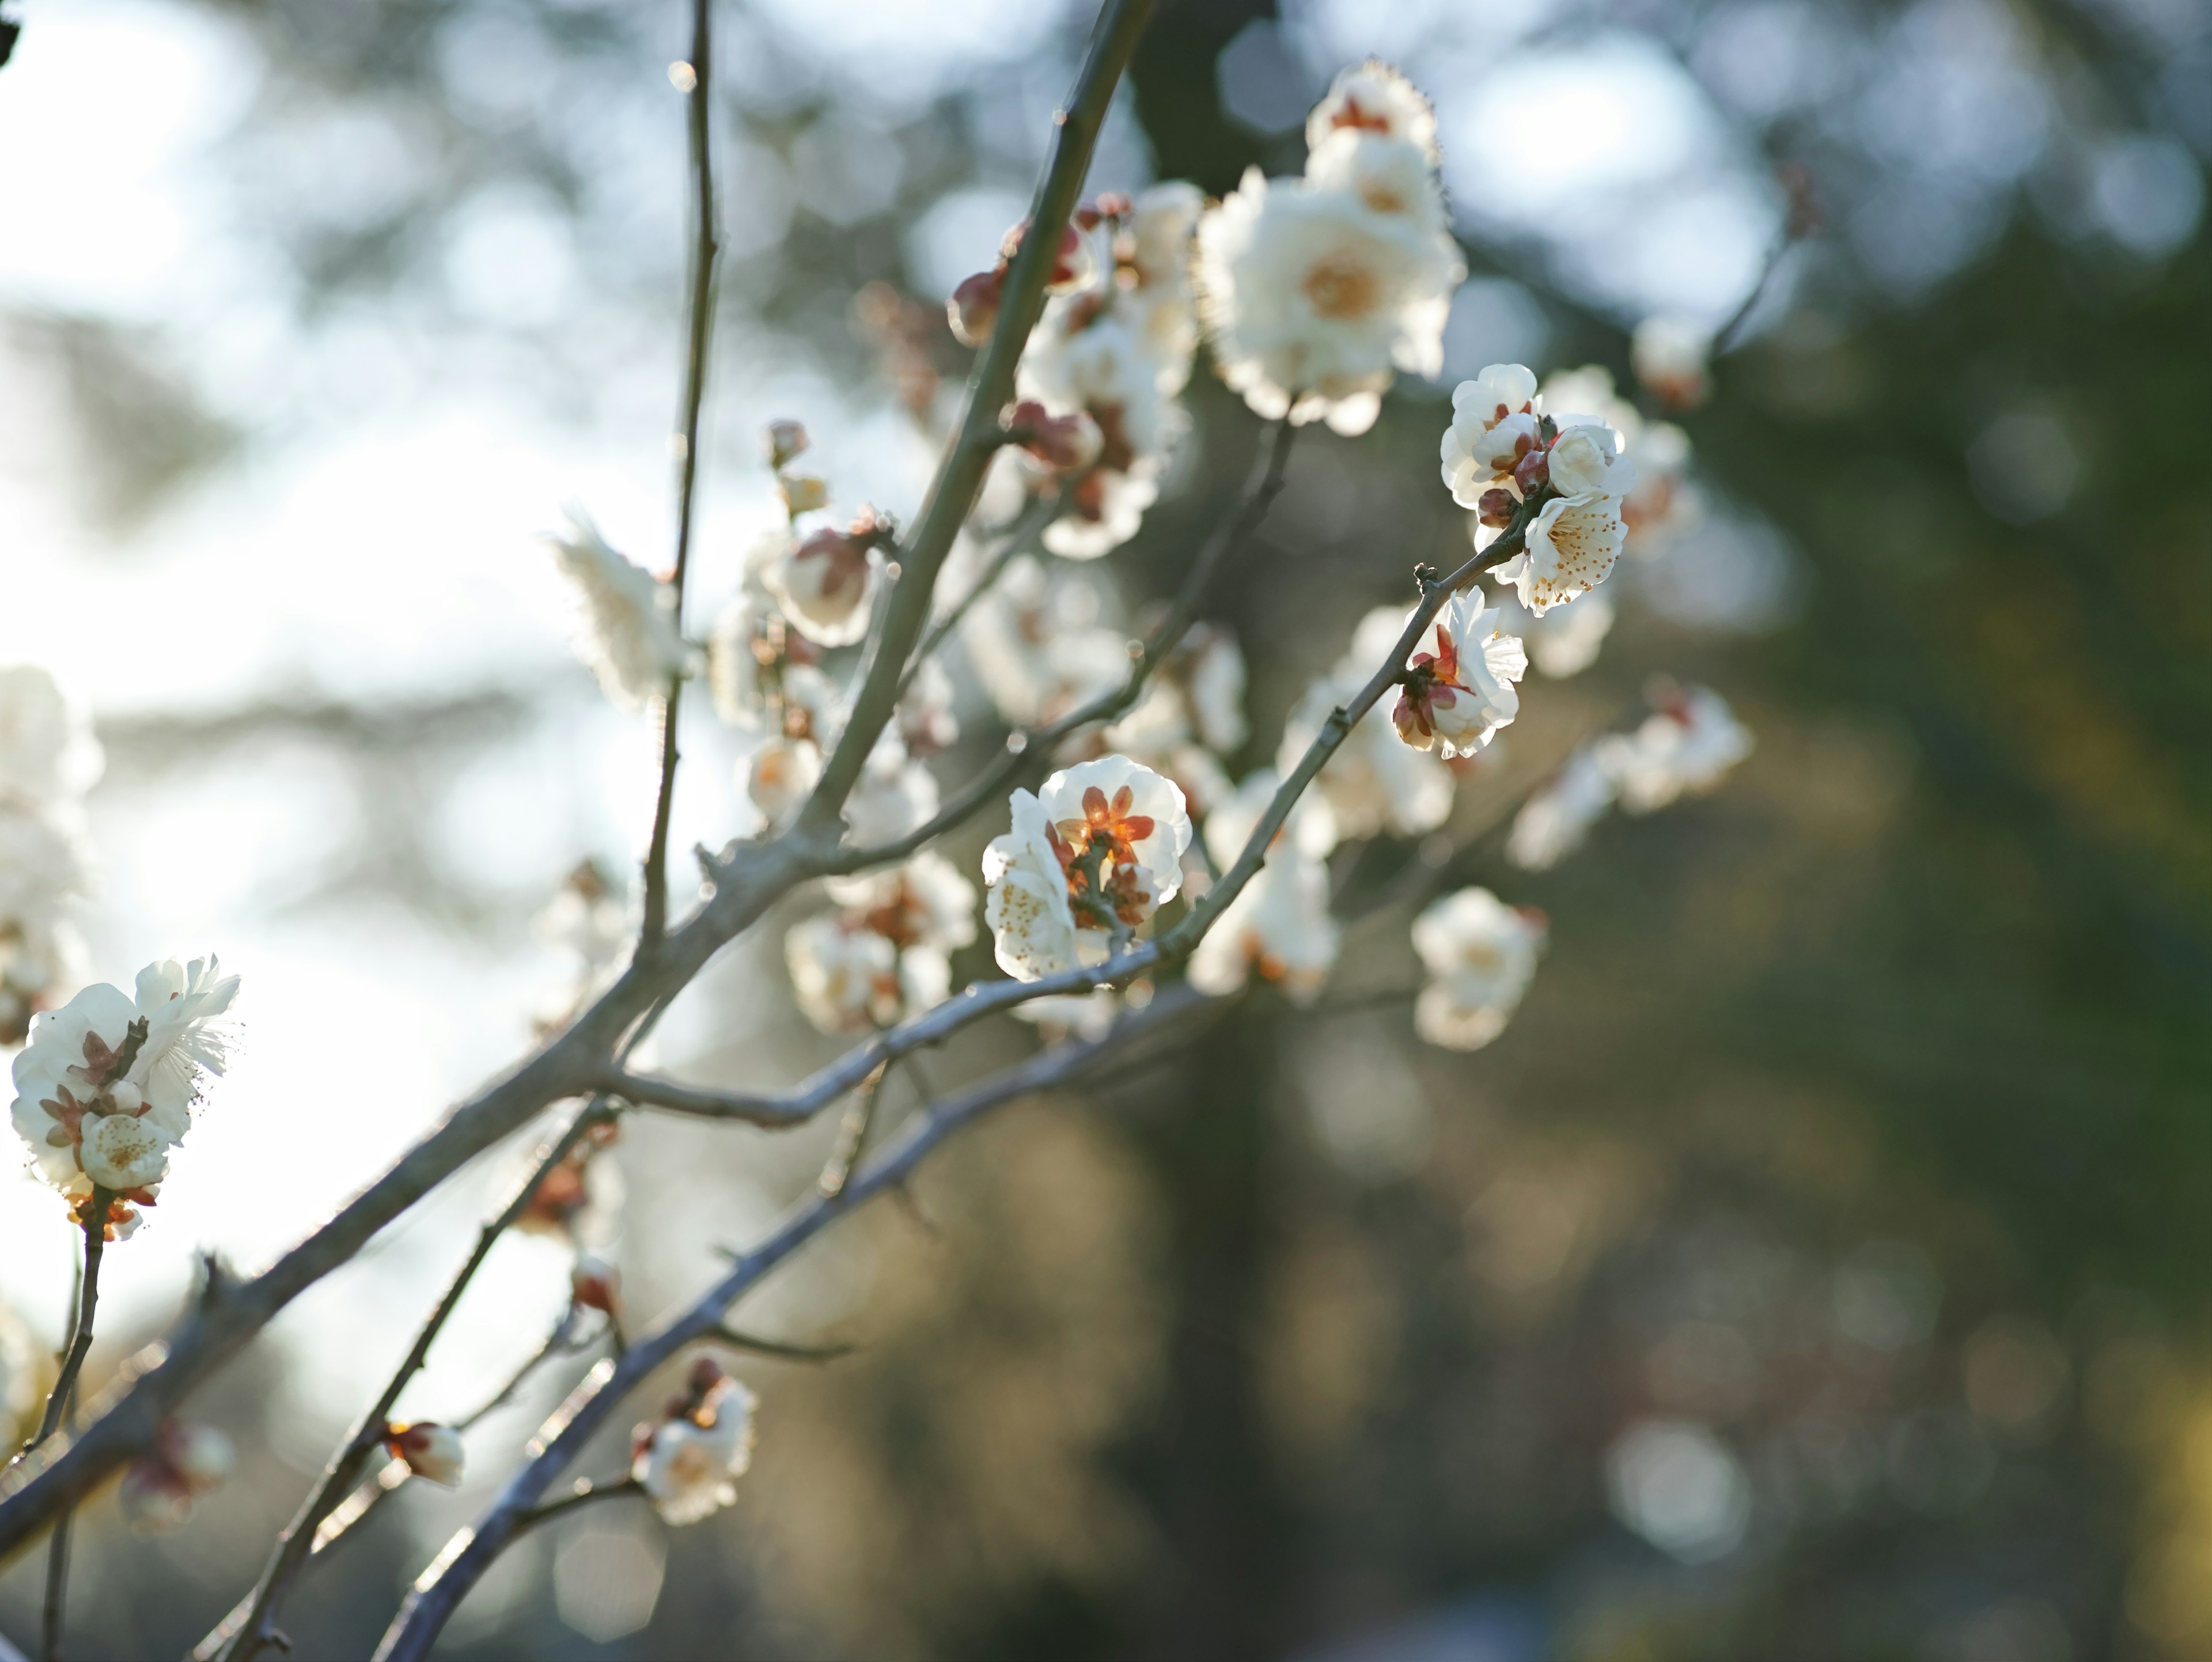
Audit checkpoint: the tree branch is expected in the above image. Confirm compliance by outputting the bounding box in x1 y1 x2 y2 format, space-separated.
793 0 1159 843
640 0 722 950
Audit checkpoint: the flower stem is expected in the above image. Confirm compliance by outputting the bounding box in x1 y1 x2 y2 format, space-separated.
34 1190 108 1662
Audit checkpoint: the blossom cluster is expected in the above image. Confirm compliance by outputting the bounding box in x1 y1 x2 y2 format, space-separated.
787 850 978 1033
8 956 239 1237
0 665 101 1047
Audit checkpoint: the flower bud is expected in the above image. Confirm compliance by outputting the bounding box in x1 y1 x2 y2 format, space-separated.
948 269 1003 347
107 1080 143 1112
777 474 829 516
1477 488 1518 529
386 1422 465 1487
571 1254 621 1315
1512 445 1550 494
1005 400 1104 472
763 419 810 471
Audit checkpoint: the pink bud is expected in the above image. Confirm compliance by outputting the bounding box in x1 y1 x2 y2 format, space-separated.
948 270 1003 347
1476 488 1518 529
1005 400 1104 472
1512 446 1550 494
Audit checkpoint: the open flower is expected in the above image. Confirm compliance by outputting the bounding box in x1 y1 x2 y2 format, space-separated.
1187 854 1339 1004
1492 489 1631 616
120 1420 234 1534
1507 747 1618 871
1540 365 1699 555
744 734 823 833
984 758 1192 980
823 850 978 955
10 957 238 1214
760 509 893 648
785 915 947 1033
1411 888 1546 1051
1440 364 1540 507
1596 686 1753 812
548 516 692 711
1305 59 1440 161
633 1359 756 1526
1392 592 1527 759
1196 156 1461 435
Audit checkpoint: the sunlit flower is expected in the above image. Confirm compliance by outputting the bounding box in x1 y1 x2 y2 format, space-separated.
1039 756 1194 921
760 509 893 648
386 1421 464 1487
1493 489 1630 616
1506 747 1618 871
1019 297 1183 561
785 914 948 1033
1122 181 1205 391
120 1420 234 1534
1539 365 1699 555
1306 128 1446 229
1596 686 1753 812
516 1120 624 1247
1632 313 1713 411
1411 887 1546 1051
10 956 238 1210
0 665 104 804
960 555 1129 727
823 850 978 955
1440 364 1540 508
1392 591 1527 759
548 516 692 712
1187 853 1339 1004
1546 424 1639 499
744 734 822 833
1196 158 1462 435
1305 59 1440 163
984 790 1090 982
634 1361 756 1526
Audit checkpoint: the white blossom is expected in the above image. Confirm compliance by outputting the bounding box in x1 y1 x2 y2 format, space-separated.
1392 591 1526 759
983 789 1093 982
1123 182 1205 391
1187 853 1339 1004
1411 888 1546 1051
548 516 692 711
0 665 103 804
840 731 940 849
1539 365 1700 555
1305 59 1440 163
823 850 978 955
387 1422 465 1487
1038 756 1193 921
744 734 822 832
1632 313 1713 411
635 1375 756 1526
1196 155 1461 435
1547 424 1639 499
1305 128 1447 230
535 861 631 1002
1597 687 1754 813
1507 748 1618 871
2 806 93 1047
960 555 1128 727
1493 489 1631 616
1440 364 1540 507
758 514 888 649
120 1421 234 1534
785 914 948 1034
10 956 238 1207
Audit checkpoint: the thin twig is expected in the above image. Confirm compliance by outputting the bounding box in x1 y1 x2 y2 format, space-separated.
199 1101 612 1662
517 1477 644 1533
709 1327 854 1363
818 1061 888 1199
33 1194 104 1662
1712 227 1795 358
454 1310 588 1432
640 0 722 951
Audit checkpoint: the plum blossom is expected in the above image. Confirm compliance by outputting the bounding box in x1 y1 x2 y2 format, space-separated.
1507 747 1618 872
1305 59 1440 161
1493 488 1632 616
760 509 893 648
823 850 978 955
961 555 1130 727
1279 607 1454 842
533 860 631 1028
120 1420 234 1534
516 1119 624 1246
386 1421 464 1487
786 914 948 1033
1411 888 1547 1051
10 956 238 1224
839 730 940 849
984 758 1192 981
744 734 823 832
1392 592 1527 760
1596 686 1754 813
1122 182 1206 391
1187 854 1339 1004
1540 365 1699 555
549 516 692 712
1440 364 1540 508
633 1358 756 1526
1197 163 1461 435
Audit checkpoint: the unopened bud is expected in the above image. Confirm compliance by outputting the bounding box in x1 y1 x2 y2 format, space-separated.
763 419 810 471
1005 400 1103 472
778 474 829 516
948 269 1003 347
1476 488 1517 529
386 1422 465 1487
1512 446 1550 494
571 1255 620 1315
107 1080 143 1112
687 1354 726 1398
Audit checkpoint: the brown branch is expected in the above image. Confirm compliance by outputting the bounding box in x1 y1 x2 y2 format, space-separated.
26 1192 106 1662
640 0 722 950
